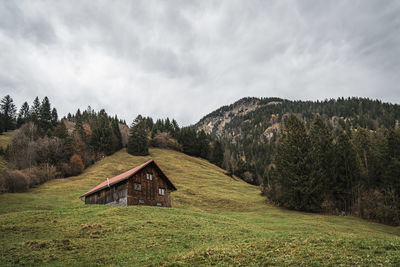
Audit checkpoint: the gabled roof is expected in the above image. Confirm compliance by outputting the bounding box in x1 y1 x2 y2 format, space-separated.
81 159 177 197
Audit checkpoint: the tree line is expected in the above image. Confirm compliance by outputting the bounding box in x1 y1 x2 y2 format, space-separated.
0 95 125 193
0 94 223 194
265 114 400 225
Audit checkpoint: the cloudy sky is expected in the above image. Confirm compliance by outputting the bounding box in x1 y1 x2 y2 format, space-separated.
0 0 399 126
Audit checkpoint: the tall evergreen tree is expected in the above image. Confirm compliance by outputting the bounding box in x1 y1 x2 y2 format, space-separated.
30 96 41 124
353 127 373 187
111 115 122 151
39 96 52 134
17 102 30 127
90 110 114 155
51 108 58 127
383 129 400 194
0 95 17 132
309 115 334 208
53 120 69 139
178 127 199 156
74 116 85 140
127 115 149 156
171 119 179 138
197 130 209 159
273 114 316 211
211 140 224 167
333 130 361 212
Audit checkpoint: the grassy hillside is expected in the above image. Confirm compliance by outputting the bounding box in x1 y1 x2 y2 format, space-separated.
0 148 399 266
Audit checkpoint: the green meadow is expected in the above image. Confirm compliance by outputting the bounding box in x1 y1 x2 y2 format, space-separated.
0 147 399 266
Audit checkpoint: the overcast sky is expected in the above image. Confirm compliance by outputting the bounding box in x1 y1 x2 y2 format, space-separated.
0 0 399 126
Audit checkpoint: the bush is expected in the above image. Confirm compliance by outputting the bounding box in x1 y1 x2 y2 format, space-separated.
69 154 84 176
29 164 59 184
2 169 29 192
150 132 182 151
354 188 400 226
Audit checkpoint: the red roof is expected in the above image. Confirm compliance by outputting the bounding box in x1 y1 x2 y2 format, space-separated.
81 159 177 197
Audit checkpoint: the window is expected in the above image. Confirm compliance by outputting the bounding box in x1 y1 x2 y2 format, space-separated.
134 183 141 191
158 188 165 196
146 173 153 180
138 199 144 204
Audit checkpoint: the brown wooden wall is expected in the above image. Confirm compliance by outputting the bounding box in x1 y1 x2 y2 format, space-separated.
85 182 127 206
127 165 172 207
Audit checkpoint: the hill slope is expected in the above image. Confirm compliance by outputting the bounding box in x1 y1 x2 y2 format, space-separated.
195 97 400 185
0 148 399 265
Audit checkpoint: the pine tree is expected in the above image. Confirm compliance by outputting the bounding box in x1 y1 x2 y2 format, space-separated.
0 95 17 132
211 140 224 167
353 127 372 187
309 115 334 209
17 102 30 127
30 96 41 124
197 130 209 159
51 108 58 127
333 130 361 212
90 110 114 155
39 96 52 133
383 129 400 195
171 119 179 138
127 115 149 156
274 114 315 211
111 115 122 151
53 120 69 139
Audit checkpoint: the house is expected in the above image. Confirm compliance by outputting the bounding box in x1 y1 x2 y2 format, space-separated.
80 159 177 207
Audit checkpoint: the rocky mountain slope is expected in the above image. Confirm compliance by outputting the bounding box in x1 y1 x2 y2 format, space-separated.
195 97 400 184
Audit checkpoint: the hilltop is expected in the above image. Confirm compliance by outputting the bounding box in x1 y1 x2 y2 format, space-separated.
0 148 399 265
196 96 400 138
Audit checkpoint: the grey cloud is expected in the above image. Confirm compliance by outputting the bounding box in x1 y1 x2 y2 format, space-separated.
0 0 399 125
0 1 56 43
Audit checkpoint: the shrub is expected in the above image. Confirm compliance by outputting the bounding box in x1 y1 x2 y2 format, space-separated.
150 132 182 151
355 188 400 226
2 169 29 192
29 164 59 184
69 154 84 176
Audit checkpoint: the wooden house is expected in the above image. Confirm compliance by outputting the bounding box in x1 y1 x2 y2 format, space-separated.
81 159 177 207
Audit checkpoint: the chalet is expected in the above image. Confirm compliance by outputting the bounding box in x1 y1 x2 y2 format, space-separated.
80 159 177 207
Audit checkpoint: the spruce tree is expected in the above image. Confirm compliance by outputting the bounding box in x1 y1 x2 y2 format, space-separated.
17 102 30 127
74 116 85 140
353 127 372 187
211 140 224 167
197 130 209 159
333 130 361 212
90 110 114 155
127 115 149 156
171 119 179 138
0 95 17 132
274 114 314 211
51 108 58 127
53 120 69 139
111 116 122 151
30 96 41 124
309 115 334 210
39 96 52 132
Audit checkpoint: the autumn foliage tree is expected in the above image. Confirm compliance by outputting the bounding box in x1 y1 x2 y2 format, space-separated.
69 154 84 175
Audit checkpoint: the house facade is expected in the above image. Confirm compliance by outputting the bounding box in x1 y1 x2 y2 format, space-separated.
81 159 177 207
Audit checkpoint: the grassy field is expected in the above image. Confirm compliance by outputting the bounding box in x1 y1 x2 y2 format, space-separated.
0 148 399 266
